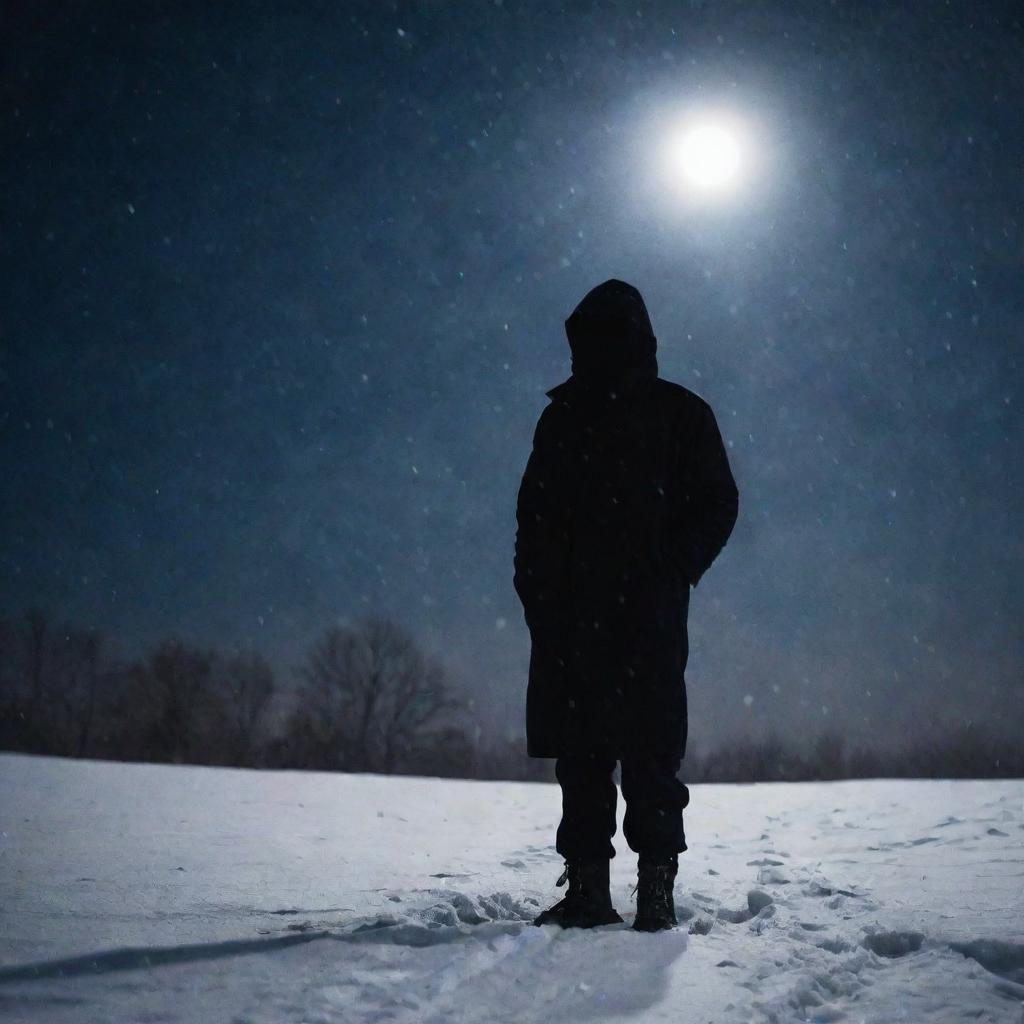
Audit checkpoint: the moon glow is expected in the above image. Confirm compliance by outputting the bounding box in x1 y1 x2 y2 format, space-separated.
669 122 743 193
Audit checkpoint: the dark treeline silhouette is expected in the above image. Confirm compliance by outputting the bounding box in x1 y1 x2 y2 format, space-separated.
0 607 1019 782
0 607 551 782
686 725 1024 783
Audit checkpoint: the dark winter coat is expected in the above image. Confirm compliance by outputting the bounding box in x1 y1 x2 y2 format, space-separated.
514 280 739 760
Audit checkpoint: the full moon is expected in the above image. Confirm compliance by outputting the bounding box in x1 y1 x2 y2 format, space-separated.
669 122 742 192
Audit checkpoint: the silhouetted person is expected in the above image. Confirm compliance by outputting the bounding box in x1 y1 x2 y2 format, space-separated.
514 279 738 931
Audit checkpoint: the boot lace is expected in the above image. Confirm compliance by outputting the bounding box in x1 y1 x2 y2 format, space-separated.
631 864 675 916
538 859 583 916
548 859 581 906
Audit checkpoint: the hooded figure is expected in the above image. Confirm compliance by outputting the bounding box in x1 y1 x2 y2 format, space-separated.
514 279 739 762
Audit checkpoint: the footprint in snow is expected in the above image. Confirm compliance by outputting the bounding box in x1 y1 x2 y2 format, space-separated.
817 936 853 954
803 881 863 899
950 937 1024 985
862 929 924 958
714 891 775 926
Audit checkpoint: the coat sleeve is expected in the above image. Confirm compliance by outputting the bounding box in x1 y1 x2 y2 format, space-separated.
513 404 571 641
672 400 739 588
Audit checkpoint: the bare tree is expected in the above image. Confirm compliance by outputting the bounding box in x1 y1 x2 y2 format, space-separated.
132 638 220 763
0 607 61 753
22 623 108 757
75 628 104 757
0 614 14 697
291 615 462 773
212 651 275 765
812 728 847 780
0 613 29 750
25 606 48 720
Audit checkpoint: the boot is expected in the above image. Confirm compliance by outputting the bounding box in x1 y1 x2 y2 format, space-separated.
533 857 624 928
631 853 678 932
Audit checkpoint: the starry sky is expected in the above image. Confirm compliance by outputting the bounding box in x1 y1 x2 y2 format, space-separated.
3 0 1021 752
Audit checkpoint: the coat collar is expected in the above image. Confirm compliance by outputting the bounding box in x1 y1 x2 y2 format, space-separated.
545 353 659 404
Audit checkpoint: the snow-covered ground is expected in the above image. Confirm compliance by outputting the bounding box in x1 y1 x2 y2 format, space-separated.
1 755 1022 1023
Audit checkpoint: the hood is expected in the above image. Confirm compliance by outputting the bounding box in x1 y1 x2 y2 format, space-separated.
547 278 659 401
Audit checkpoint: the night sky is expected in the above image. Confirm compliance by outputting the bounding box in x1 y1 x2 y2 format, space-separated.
3 1 1021 752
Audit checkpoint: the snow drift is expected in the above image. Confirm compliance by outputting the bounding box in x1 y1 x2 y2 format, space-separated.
1 755 1022 1022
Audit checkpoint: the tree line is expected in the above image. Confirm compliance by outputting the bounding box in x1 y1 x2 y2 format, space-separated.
686 724 1024 783
0 608 550 781
1 607 1019 781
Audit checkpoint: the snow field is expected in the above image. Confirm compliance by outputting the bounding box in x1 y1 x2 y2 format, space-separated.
1 755 1022 1022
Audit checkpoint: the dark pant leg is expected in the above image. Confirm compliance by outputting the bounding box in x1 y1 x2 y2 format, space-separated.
620 752 690 857
554 753 618 860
